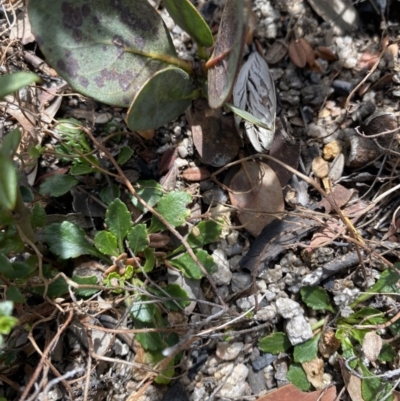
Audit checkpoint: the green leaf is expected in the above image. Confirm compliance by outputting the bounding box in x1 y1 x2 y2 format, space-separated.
187 220 223 248
33 276 69 298
0 72 40 99
0 254 12 274
258 332 292 354
149 284 190 311
226 103 274 131
143 247 156 273
207 0 246 109
4 261 33 280
293 333 321 363
0 312 18 335
0 225 24 254
378 343 396 362
0 208 14 226
100 185 121 205
105 199 132 251
163 0 213 47
130 296 157 323
0 129 21 158
30 202 46 229
69 163 97 175
6 286 26 304
72 274 99 297
117 146 133 165
20 185 34 202
287 363 311 391
360 362 393 401
127 67 195 131
136 331 164 351
127 224 149 254
344 307 387 326
300 286 335 313
28 0 177 107
352 268 400 308
149 191 191 233
131 180 163 213
168 249 217 279
0 154 18 211
94 231 118 256
44 221 104 259
39 174 79 197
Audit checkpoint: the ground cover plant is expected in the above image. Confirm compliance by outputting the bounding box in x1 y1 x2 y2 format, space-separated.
1 0 400 401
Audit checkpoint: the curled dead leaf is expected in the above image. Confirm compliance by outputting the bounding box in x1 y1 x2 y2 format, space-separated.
312 156 329 178
362 331 382 363
318 330 341 359
289 38 315 68
182 166 211 181
302 358 324 389
229 161 284 237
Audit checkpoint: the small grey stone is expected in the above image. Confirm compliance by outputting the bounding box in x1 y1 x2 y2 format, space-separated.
254 304 277 321
216 342 243 361
217 363 249 398
177 144 188 159
211 249 232 285
247 367 267 394
231 273 252 292
236 294 264 311
275 298 303 319
252 353 277 371
286 315 313 345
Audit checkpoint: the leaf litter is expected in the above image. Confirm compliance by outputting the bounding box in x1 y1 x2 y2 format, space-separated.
3 0 400 400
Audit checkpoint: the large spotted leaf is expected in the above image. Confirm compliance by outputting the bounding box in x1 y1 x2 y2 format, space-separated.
127 67 194 131
207 0 247 109
28 0 177 107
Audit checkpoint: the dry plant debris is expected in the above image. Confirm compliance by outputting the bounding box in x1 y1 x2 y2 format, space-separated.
1 0 400 401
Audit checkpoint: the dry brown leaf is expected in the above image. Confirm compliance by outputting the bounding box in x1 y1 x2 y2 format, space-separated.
288 40 307 68
362 331 382 363
306 219 344 252
229 161 284 237
315 46 338 61
312 156 329 179
318 184 356 213
187 99 240 167
319 330 341 358
182 167 211 181
137 129 155 140
265 40 288 64
339 357 364 401
302 358 324 389
256 384 336 401
268 129 301 186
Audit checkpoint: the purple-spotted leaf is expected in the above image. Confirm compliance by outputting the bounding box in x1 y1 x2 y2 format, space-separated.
163 0 213 47
126 67 195 131
28 0 177 107
232 51 276 152
207 0 247 109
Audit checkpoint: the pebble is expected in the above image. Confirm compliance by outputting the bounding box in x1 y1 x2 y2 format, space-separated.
231 273 252 292
211 249 232 286
216 342 243 361
254 304 277 321
285 315 313 345
251 353 277 371
247 367 267 395
236 294 265 311
217 364 249 399
192 385 207 401
274 358 289 387
275 298 304 319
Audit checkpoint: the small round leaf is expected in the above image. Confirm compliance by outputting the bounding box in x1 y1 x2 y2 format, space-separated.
127 67 194 131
